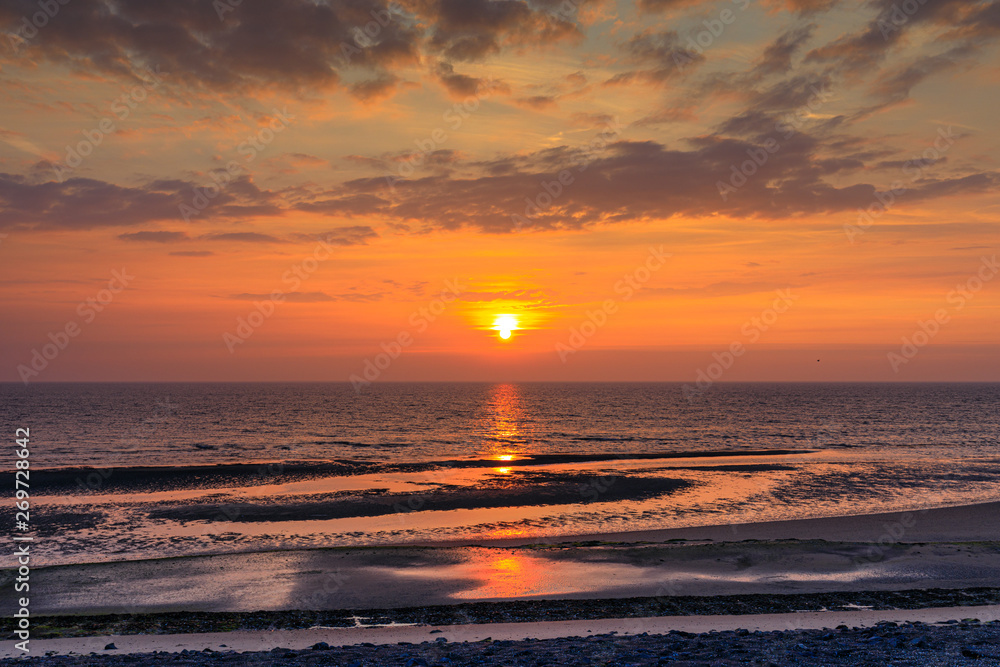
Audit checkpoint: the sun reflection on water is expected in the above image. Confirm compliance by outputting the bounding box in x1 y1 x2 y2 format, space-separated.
457 550 544 599
484 383 529 459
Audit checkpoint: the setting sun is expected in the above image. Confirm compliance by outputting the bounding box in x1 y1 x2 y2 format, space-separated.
493 314 519 341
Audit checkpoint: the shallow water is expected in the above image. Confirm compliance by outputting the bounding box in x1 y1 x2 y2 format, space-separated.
2 382 998 566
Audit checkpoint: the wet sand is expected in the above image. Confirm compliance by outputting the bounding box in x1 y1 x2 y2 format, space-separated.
2 501 999 616
471 499 1000 547
3 500 999 664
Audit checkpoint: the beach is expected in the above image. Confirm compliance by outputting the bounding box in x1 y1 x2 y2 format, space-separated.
3 383 1000 664
4 500 999 664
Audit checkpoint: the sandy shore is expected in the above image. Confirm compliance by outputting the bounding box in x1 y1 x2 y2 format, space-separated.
5 501 999 616
3 500 999 663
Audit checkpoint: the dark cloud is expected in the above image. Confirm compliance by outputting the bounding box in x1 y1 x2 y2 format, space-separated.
754 24 817 76
606 30 704 86
170 250 215 257
641 0 834 12
337 135 999 232
805 0 983 75
434 61 505 98
0 173 188 230
118 230 190 243
203 232 288 244
6 125 995 239
868 44 978 109
0 0 577 99
761 0 839 12
0 172 382 232
349 74 402 102
636 0 703 12
421 0 580 61
0 0 422 97
293 194 389 216
515 95 558 110
288 226 380 246
951 0 1000 39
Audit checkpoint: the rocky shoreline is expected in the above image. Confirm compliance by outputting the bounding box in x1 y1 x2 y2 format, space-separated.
3 620 999 666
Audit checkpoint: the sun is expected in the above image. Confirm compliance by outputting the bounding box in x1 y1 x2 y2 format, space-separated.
492 314 519 341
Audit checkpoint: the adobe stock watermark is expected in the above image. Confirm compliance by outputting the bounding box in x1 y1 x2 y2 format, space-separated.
4 0 71 55
350 279 466 391
16 268 134 383
887 254 997 372
512 117 623 231
181 107 294 221
844 126 957 243
384 81 506 191
222 233 338 352
556 245 671 362
213 0 242 20
683 289 798 401
51 67 165 181
717 83 833 201
878 0 931 39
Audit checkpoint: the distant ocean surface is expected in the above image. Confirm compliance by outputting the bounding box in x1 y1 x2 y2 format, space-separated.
2 382 999 566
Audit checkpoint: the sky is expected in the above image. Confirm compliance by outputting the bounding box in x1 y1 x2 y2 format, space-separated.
1 0 998 383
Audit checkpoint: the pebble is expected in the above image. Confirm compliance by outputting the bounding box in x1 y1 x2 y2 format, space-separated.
3 623 999 666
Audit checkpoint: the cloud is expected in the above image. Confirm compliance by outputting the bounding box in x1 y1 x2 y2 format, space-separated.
0 172 377 232
203 232 288 244
866 44 978 110
227 291 337 303
0 173 189 230
337 134 999 232
514 95 558 110
605 29 704 86
293 194 389 216
804 0 986 75
0 0 422 97
636 0 703 12
423 0 581 62
349 74 403 102
118 230 190 243
288 226 380 246
761 0 839 12
754 24 817 76
433 61 508 98
5 121 995 240
170 250 215 257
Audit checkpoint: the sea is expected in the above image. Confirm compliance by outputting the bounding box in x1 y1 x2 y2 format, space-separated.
2 382 998 567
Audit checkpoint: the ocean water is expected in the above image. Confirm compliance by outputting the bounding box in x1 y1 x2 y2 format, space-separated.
2 382 999 566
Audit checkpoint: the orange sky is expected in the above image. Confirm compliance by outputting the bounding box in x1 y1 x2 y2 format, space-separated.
1 0 998 382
